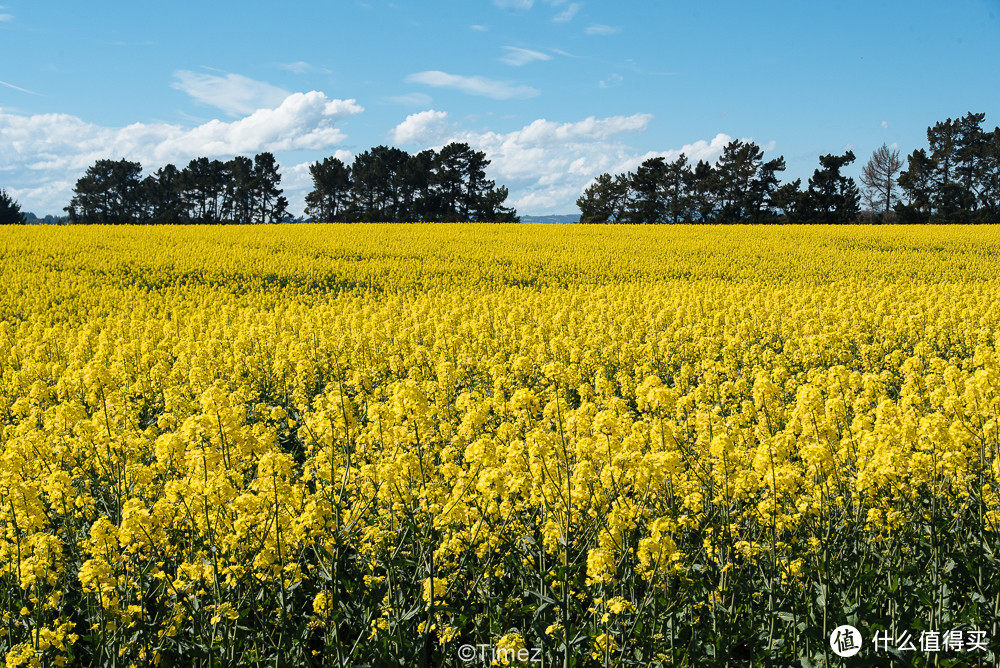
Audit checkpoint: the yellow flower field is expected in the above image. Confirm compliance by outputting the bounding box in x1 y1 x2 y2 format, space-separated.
1 224 999 667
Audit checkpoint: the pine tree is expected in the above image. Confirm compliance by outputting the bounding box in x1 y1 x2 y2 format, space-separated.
0 188 23 225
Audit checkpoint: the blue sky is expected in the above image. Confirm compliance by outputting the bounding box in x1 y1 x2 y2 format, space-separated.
2 0 999 217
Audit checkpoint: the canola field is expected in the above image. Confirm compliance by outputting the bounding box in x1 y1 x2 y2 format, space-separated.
1 224 1000 667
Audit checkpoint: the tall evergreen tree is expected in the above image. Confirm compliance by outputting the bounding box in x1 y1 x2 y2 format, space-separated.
980 126 1000 222
432 143 473 222
400 150 436 221
623 158 668 224
252 153 288 224
577 173 630 224
802 151 860 224
897 149 935 223
305 157 352 222
224 156 256 225
0 188 23 225
66 158 144 224
771 179 804 223
141 164 185 224
925 117 968 220
688 160 717 223
179 157 227 224
714 140 766 223
663 154 692 224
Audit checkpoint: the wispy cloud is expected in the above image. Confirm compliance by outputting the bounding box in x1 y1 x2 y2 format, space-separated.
0 13 13 21
500 46 552 66
389 92 434 106
279 61 312 74
470 24 488 31
172 71 290 116
585 24 620 35
493 0 533 8
598 74 623 88
0 79 39 95
406 70 539 100
553 2 580 22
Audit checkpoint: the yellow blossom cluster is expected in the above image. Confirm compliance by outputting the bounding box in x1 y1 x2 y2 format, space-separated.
1 224 999 665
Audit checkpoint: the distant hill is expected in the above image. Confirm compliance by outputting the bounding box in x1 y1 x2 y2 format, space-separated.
520 214 579 224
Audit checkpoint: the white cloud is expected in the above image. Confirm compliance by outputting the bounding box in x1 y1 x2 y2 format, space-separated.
470 24 488 31
392 110 450 144
172 70 290 116
0 13 13 21
0 79 38 95
405 70 539 100
0 92 363 214
500 46 552 66
279 61 312 74
553 2 580 22
881 120 889 128
598 73 623 88
494 0 533 8
585 24 620 35
388 110 729 214
389 92 434 106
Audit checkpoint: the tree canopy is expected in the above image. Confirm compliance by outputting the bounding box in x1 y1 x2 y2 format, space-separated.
575 139 856 224
576 112 997 224
304 142 518 223
0 188 23 225
65 154 289 225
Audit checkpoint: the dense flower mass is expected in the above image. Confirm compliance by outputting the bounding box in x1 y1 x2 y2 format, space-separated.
1 224 999 666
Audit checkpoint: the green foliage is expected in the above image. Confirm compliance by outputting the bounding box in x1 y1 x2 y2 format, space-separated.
0 188 23 225
65 153 289 225
577 112 1000 225
898 112 1000 223
304 142 518 223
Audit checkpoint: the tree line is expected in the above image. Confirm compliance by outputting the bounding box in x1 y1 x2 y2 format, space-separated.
577 111 999 224
2 112 996 225
577 141 861 225
21 142 519 225
62 153 289 225
304 143 517 222
894 112 1000 224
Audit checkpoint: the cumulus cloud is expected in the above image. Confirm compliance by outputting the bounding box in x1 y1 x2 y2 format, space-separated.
500 46 552 66
405 70 539 100
0 92 363 214
388 109 731 213
172 71 291 116
392 110 451 145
